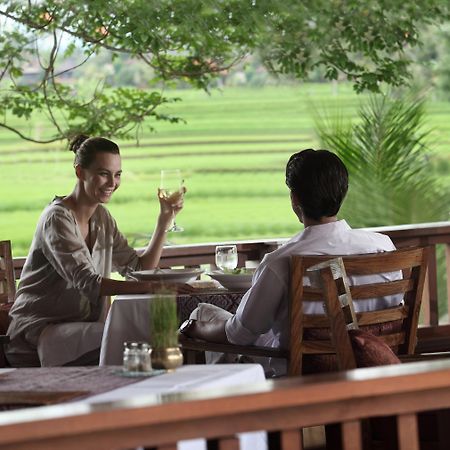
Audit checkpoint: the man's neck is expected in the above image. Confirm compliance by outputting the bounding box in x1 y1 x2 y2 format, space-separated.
303 215 338 228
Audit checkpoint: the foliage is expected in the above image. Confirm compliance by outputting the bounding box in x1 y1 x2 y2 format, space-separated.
315 94 450 227
408 22 450 97
0 0 449 143
150 292 179 348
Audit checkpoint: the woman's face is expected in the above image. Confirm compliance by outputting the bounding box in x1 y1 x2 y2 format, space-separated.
79 151 122 204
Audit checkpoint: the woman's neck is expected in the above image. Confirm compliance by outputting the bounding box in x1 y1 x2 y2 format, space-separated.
63 186 98 226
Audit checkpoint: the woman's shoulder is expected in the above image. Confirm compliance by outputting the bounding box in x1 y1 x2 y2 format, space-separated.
92 204 116 226
41 197 73 220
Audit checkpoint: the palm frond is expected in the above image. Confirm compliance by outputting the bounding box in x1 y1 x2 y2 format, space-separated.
315 93 449 227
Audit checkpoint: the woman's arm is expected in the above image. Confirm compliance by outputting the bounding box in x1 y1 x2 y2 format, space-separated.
99 278 154 296
99 278 194 296
139 188 185 270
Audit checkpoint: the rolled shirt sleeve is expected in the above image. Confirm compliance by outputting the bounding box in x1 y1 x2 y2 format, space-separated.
225 261 287 345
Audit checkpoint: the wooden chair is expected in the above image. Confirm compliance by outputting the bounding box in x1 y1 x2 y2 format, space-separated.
0 240 16 367
320 251 448 450
180 246 429 376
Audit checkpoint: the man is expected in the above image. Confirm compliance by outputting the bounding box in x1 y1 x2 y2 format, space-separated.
181 149 401 377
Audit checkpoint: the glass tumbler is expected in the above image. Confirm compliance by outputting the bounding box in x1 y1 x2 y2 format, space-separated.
215 245 238 271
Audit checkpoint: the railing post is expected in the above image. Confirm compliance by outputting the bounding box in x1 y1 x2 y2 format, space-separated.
421 270 430 326
427 245 439 326
446 243 450 324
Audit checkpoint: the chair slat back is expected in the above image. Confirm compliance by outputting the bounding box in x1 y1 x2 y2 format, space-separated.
288 247 429 376
0 241 15 304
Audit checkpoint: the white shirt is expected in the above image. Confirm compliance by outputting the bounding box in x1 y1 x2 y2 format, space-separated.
225 220 401 376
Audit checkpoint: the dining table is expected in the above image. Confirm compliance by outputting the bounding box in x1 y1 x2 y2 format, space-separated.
0 364 267 450
100 288 246 366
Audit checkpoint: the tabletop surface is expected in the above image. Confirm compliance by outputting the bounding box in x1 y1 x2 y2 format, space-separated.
0 364 266 418
0 364 267 450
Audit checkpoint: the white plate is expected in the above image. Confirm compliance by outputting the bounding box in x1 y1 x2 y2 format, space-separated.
207 270 254 291
129 268 203 284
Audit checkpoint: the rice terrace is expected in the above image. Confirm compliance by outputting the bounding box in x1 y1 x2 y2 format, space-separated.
0 83 449 258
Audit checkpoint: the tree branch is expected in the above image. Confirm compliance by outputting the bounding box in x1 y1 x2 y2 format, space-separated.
0 122 61 143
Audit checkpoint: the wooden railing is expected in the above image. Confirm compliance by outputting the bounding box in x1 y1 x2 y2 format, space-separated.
12 221 450 325
157 221 450 326
0 359 450 449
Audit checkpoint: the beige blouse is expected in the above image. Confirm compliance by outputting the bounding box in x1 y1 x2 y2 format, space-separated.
6 197 140 365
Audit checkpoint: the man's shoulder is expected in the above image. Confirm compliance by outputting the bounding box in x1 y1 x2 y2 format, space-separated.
260 238 305 273
347 228 395 250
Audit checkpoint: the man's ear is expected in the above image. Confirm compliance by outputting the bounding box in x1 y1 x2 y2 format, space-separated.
290 190 300 208
290 191 304 223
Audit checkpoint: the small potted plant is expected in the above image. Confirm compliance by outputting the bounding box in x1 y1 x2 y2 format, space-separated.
150 291 183 371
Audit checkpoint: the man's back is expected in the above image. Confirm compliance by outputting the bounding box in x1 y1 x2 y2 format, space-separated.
225 220 401 376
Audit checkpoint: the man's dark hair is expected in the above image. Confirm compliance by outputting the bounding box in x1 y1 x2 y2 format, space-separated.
285 149 349 221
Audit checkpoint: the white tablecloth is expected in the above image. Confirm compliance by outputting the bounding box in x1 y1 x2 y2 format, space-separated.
81 364 267 450
85 364 264 403
100 291 245 366
100 294 157 365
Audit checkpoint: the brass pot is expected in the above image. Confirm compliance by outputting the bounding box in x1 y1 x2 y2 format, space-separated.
151 346 183 371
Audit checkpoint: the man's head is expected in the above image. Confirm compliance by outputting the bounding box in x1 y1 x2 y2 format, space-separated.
285 149 348 222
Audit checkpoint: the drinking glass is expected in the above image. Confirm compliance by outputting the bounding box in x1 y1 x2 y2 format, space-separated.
215 245 238 271
160 169 184 232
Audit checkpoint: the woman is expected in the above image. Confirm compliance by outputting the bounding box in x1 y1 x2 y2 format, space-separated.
6 135 185 367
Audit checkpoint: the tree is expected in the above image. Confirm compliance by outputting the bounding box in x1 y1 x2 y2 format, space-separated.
0 0 449 143
405 22 450 96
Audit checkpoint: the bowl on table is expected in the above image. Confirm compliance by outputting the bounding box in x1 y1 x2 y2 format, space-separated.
207 269 254 291
129 268 203 284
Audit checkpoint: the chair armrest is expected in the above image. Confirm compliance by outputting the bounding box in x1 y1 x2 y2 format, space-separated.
416 325 450 353
399 353 450 363
179 334 288 359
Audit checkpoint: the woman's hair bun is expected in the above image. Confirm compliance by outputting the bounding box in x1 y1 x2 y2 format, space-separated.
69 134 90 153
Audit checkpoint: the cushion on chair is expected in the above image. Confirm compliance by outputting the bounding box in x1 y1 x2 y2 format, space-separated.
349 329 401 368
0 303 12 335
302 322 402 374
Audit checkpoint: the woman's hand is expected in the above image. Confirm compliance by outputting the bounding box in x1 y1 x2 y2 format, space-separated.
157 187 186 225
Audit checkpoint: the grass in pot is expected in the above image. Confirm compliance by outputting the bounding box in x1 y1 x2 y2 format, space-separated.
150 291 183 371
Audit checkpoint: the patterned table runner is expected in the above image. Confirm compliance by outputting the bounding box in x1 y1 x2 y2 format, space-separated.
0 366 139 409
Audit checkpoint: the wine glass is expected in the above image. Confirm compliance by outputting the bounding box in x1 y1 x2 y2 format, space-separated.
160 169 184 232
215 245 238 272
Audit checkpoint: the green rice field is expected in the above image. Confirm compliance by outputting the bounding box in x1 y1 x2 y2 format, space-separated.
1 83 450 258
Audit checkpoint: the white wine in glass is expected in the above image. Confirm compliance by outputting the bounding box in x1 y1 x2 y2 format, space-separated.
160 169 184 232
